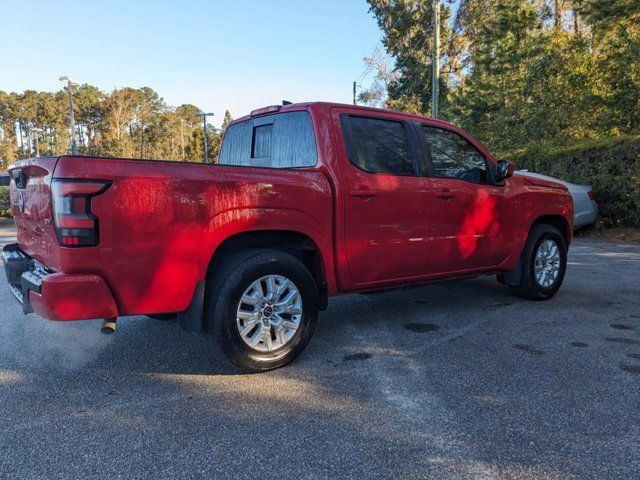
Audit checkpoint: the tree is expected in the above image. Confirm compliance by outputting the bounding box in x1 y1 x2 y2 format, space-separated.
363 0 457 115
450 0 544 149
357 50 399 108
221 110 233 132
74 84 104 154
363 0 639 152
0 85 223 164
0 91 18 166
580 0 640 131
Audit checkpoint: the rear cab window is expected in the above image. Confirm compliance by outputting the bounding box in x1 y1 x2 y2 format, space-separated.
340 115 417 176
219 111 317 168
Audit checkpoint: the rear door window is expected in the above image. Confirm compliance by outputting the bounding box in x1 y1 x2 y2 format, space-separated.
219 111 317 168
341 115 416 176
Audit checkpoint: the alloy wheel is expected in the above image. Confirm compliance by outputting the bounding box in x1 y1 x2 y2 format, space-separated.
235 275 303 352
534 239 561 288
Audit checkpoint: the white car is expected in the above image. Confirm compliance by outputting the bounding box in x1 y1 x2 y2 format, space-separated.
516 170 598 229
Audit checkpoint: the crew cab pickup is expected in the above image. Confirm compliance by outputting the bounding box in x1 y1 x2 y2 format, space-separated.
4 102 573 371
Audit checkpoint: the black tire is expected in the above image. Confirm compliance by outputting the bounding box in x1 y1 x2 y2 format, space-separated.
509 223 567 300
205 249 319 372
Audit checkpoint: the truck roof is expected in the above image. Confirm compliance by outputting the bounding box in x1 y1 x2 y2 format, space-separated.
230 101 457 130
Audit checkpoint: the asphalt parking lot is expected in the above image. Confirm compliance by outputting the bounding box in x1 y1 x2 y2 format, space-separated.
0 224 638 480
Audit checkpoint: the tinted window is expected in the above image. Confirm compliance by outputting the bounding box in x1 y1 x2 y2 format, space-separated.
422 127 489 183
342 116 415 175
252 124 273 158
219 111 317 168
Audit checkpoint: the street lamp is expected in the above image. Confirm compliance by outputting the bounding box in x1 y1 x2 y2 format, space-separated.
59 76 78 155
195 111 214 163
30 127 44 157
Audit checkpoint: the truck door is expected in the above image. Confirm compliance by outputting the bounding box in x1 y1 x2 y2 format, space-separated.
331 109 431 285
419 125 512 273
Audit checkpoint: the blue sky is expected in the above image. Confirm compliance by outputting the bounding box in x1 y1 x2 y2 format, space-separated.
0 0 383 127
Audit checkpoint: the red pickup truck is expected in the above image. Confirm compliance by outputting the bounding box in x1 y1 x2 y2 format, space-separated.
4 102 573 371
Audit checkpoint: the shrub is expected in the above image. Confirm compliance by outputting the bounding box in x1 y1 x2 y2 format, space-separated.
505 136 640 228
0 186 11 218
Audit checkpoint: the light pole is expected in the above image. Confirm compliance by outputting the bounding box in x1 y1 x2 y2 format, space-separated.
195 111 213 163
59 76 78 155
30 127 44 157
432 0 440 119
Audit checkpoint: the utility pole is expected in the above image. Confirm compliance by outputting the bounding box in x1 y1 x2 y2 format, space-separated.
59 76 78 155
432 0 440 119
31 127 44 156
353 81 357 105
195 111 213 163
179 119 186 160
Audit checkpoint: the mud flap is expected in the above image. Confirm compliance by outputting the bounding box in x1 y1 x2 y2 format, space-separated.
177 281 205 334
501 257 523 286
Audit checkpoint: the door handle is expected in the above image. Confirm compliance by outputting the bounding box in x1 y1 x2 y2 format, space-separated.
349 187 376 198
435 188 455 200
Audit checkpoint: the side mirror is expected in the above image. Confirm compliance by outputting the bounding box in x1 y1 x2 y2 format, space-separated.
495 160 515 181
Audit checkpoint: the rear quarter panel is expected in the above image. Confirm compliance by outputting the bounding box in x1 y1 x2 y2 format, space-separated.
52 156 334 315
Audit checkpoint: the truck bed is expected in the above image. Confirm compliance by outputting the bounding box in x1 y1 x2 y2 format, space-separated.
9 155 333 316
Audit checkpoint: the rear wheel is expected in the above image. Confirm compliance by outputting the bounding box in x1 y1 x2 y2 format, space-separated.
205 249 319 372
509 224 567 300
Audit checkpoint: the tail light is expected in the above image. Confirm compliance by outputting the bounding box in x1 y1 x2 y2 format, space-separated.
588 190 595 201
51 179 111 247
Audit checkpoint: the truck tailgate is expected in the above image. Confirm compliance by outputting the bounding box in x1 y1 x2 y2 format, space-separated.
8 157 60 268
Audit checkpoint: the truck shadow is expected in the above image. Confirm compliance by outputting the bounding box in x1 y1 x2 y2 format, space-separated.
85 317 239 376
5 236 629 378
82 275 520 377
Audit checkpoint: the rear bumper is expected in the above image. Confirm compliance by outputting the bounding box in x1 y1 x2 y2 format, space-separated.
2 243 118 321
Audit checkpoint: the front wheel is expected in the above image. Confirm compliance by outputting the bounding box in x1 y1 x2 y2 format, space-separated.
509 224 568 300
205 249 319 372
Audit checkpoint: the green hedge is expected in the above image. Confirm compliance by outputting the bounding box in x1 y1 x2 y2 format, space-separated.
0 186 10 218
505 136 640 228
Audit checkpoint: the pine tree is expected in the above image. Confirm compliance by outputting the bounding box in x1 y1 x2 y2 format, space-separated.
221 110 233 132
580 0 640 130
362 0 456 115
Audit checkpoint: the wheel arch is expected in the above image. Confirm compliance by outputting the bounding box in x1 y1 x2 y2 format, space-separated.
529 214 571 246
207 230 328 300
501 214 570 287
178 229 330 334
